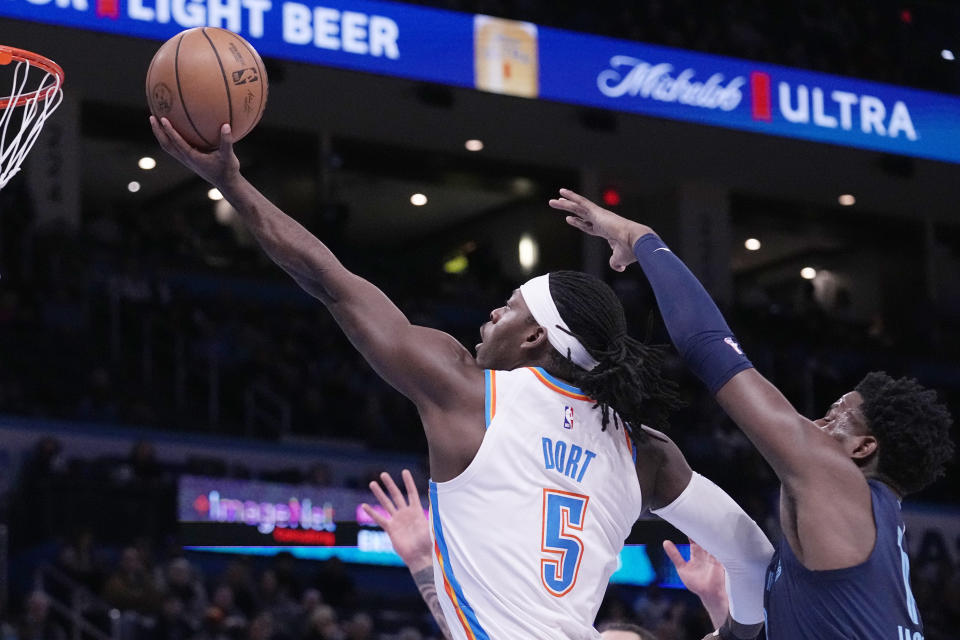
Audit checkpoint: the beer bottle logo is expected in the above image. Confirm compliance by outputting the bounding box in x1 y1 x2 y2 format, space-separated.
474 15 539 98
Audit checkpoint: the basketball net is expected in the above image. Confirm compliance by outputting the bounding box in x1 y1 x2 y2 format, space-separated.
0 47 64 190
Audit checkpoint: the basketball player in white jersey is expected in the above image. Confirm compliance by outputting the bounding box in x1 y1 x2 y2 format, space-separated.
362 470 728 640
151 118 773 640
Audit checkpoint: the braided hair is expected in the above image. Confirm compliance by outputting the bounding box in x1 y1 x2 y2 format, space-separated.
855 371 954 495
545 270 684 442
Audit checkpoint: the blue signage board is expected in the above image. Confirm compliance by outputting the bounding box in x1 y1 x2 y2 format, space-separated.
538 27 954 162
3 0 959 163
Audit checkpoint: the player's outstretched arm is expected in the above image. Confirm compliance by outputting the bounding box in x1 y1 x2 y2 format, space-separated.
150 117 479 414
551 188 874 569
361 471 452 640
549 189 841 482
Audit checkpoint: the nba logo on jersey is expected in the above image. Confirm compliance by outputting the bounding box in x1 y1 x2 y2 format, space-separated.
563 406 574 430
724 336 744 355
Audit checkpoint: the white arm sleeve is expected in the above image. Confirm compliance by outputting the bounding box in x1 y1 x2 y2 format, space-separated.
651 472 774 625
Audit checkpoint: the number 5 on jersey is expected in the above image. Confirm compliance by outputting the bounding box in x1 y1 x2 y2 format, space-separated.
541 489 589 596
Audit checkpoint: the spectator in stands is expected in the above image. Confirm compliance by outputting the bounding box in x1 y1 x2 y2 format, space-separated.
128 440 163 483
162 557 208 623
221 560 259 617
295 589 323 638
248 611 280 640
55 528 106 592
16 591 67 640
151 594 197 640
17 437 65 488
258 568 300 638
302 603 343 640
343 612 375 640
207 584 248 634
102 546 163 615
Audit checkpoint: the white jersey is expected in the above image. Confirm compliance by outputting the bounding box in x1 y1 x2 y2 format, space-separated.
429 367 645 640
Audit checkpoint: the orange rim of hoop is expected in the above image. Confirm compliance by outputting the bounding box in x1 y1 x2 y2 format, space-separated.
0 46 65 109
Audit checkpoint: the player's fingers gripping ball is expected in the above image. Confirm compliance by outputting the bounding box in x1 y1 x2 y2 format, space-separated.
146 27 268 151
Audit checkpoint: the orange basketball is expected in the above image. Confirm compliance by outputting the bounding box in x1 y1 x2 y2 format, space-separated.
146 27 268 151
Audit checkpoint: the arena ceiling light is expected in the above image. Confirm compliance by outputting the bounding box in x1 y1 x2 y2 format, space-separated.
127 181 141 193
801 267 817 280
138 156 157 170
744 238 761 251
942 49 955 61
410 193 428 206
464 139 484 151
518 234 539 271
838 194 856 206
208 188 224 201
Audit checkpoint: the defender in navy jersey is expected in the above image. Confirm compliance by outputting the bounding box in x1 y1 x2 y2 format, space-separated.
552 189 954 640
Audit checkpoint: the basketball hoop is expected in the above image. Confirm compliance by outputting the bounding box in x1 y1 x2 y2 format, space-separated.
0 46 64 190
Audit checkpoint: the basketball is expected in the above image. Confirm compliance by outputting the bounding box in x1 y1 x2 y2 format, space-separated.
145 27 267 151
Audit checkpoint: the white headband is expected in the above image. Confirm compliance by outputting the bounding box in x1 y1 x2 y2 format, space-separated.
519 274 600 371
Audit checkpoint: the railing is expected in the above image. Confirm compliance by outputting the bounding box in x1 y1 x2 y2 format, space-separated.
107 281 224 430
35 563 119 640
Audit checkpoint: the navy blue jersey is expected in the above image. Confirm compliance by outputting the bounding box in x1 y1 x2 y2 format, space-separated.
764 480 923 639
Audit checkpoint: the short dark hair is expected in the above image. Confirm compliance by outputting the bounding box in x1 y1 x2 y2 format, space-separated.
547 270 684 441
855 371 954 495
597 621 659 640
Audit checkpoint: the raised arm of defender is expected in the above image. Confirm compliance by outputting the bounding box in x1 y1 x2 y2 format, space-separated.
151 119 484 477
550 188 875 570
549 188 839 473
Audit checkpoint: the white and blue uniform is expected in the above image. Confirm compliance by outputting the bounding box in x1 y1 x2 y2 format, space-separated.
430 367 643 640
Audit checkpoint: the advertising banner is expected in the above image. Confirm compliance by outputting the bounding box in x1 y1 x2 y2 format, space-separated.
3 0 959 162
178 475 674 585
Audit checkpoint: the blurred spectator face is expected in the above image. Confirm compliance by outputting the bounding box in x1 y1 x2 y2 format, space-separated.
345 612 373 639
260 569 278 597
162 595 184 619
26 591 50 623
395 627 423 640
213 585 235 610
309 604 340 636
248 612 274 640
301 588 322 611
120 547 143 575
167 557 192 587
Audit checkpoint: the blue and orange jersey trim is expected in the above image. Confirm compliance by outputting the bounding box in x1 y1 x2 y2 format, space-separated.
429 482 491 640
484 370 496 429
528 367 592 401
624 428 638 464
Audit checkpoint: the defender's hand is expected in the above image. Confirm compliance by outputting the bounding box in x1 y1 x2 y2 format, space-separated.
150 116 240 189
362 470 433 573
665 539 729 627
548 188 653 272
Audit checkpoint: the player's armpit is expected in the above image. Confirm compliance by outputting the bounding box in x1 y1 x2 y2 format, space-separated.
635 427 692 512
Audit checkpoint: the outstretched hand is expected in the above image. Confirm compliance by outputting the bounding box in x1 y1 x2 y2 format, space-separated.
149 116 240 188
664 539 729 628
361 470 433 573
548 188 653 272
